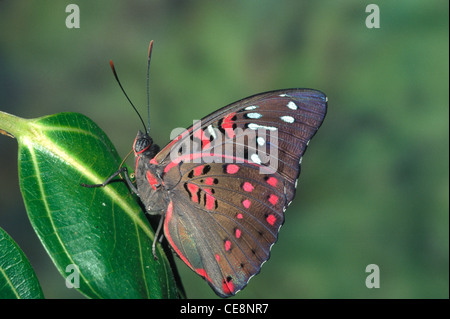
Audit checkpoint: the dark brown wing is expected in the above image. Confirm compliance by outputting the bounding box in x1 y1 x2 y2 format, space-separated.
155 89 327 297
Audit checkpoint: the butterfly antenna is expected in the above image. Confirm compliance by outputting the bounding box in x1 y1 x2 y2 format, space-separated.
146 40 154 134
109 60 147 133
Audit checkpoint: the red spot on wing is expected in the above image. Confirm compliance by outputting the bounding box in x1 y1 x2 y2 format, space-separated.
268 194 279 205
194 165 204 176
242 199 251 209
226 164 240 174
235 229 241 238
215 254 220 262
237 213 243 219
222 112 236 139
187 183 200 203
196 268 213 283
266 176 278 187
204 188 216 210
222 278 235 295
224 240 231 251
243 182 254 192
266 214 277 226
150 158 158 165
205 177 214 185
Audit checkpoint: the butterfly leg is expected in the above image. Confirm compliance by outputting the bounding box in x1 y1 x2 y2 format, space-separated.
81 167 140 195
152 215 165 260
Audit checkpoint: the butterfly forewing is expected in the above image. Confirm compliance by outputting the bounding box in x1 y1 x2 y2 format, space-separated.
148 89 326 297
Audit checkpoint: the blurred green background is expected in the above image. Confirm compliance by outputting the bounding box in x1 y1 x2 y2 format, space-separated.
0 1 448 299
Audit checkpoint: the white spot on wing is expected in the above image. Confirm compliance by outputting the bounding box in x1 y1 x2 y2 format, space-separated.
280 115 295 123
279 94 288 97
207 125 217 139
257 137 265 146
244 105 258 110
247 112 262 119
248 123 278 131
287 101 298 110
251 153 262 164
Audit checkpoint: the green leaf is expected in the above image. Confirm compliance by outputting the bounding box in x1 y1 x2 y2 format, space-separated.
0 227 45 299
0 111 180 298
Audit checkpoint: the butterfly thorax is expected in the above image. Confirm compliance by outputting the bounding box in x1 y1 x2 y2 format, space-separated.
133 131 168 214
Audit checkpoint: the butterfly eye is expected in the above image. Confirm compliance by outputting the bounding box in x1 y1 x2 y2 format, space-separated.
134 137 152 154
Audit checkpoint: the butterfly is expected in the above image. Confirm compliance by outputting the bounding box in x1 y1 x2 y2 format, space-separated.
83 43 327 297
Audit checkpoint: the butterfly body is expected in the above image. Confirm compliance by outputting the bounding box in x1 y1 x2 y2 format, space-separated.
129 88 327 297
133 131 167 213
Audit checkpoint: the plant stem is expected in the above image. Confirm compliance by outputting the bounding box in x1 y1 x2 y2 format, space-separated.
0 111 27 139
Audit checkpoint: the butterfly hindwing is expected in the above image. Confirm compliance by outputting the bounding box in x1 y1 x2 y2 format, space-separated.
164 160 287 296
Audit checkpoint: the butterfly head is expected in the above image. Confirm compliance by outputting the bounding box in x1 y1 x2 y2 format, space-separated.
133 130 160 158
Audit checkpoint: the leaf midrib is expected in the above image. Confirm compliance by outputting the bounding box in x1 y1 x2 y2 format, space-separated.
0 264 21 298
20 122 158 298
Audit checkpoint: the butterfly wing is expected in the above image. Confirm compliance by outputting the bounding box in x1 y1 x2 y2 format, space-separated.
154 89 327 297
